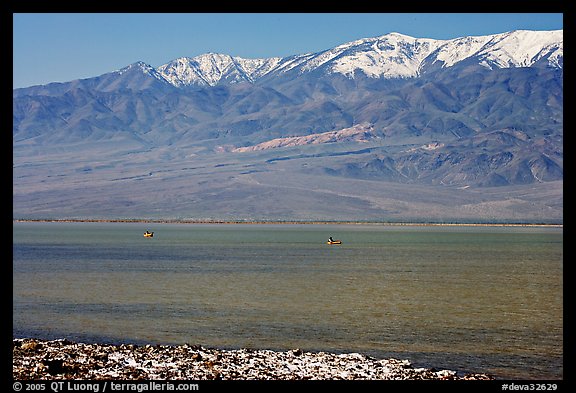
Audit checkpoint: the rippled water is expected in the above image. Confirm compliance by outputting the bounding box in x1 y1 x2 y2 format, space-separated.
13 222 563 379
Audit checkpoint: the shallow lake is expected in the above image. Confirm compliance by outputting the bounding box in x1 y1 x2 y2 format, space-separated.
13 222 563 379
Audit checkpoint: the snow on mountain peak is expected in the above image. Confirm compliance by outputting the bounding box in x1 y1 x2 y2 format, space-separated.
431 30 563 70
116 61 171 85
154 29 562 87
476 29 563 69
330 33 439 78
117 61 155 75
157 53 283 87
157 55 231 87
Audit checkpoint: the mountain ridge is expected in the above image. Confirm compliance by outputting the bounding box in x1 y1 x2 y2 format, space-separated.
13 29 563 92
13 29 563 222
152 29 563 87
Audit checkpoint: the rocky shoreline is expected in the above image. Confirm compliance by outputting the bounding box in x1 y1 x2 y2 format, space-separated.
13 338 494 380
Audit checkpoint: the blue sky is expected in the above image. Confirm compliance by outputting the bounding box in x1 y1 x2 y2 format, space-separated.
13 13 563 89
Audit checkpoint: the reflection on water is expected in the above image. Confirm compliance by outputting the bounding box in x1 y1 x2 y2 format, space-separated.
13 222 563 379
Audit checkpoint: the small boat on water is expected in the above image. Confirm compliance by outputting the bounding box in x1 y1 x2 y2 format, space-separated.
326 240 342 245
143 231 154 238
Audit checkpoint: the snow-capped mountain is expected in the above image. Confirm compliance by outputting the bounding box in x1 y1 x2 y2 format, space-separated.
117 61 165 78
157 54 283 87
427 29 563 70
13 29 563 222
153 30 562 87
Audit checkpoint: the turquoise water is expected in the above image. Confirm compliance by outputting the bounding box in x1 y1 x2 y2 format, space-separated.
13 222 563 379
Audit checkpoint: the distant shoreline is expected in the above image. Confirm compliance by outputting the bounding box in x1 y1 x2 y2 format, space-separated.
12 219 563 228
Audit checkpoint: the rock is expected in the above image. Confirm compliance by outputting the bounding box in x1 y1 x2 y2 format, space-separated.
21 341 41 351
12 338 495 380
42 359 65 375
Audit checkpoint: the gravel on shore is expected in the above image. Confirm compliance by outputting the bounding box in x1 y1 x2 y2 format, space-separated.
13 338 494 380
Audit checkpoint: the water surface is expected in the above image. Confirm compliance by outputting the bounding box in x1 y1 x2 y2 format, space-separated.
13 222 563 379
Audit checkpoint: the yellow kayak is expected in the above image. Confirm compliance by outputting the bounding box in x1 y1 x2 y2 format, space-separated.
326 240 342 245
143 231 154 238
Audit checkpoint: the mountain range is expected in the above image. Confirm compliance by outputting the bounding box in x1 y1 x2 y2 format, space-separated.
13 30 563 223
